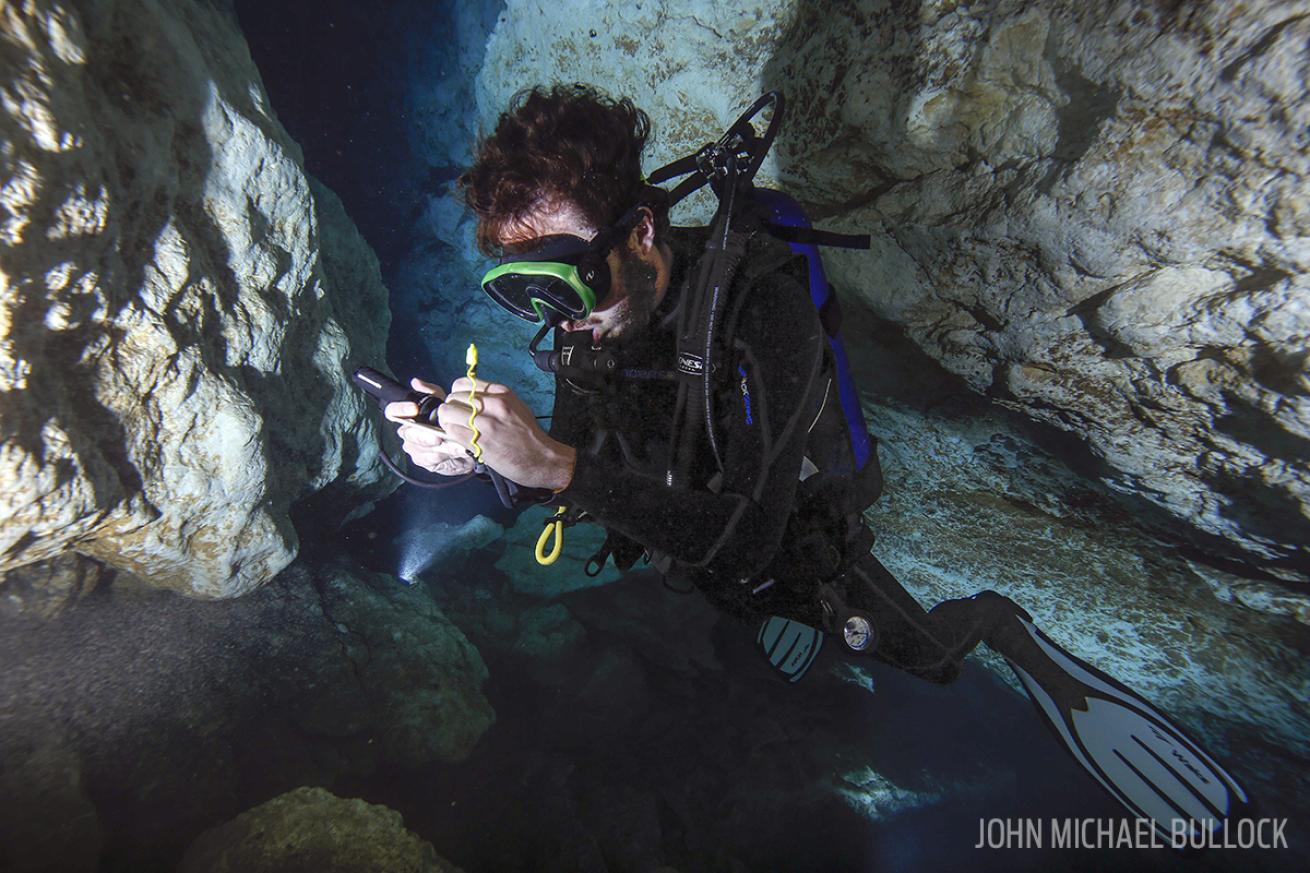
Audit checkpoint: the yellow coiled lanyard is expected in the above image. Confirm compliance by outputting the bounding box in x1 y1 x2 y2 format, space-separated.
465 343 484 463
465 343 565 566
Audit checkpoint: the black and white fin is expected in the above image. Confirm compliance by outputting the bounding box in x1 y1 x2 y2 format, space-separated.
1009 617 1249 841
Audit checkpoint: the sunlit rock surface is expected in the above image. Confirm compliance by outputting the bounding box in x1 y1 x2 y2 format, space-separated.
0 0 393 601
0 559 493 869
475 0 1310 581
179 787 464 873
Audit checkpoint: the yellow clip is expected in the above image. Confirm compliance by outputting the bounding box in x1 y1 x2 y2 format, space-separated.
535 506 566 565
465 342 483 462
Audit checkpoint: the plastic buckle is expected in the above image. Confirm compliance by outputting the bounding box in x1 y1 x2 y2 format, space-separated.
695 143 731 181
584 550 609 577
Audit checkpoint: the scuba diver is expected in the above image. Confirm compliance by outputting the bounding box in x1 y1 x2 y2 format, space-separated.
370 83 1249 841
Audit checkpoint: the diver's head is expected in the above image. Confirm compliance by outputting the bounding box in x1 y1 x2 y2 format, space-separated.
489 198 669 347
460 84 672 345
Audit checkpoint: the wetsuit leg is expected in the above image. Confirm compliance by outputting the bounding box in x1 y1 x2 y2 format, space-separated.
841 551 1022 684
724 548 1026 684
838 553 1252 832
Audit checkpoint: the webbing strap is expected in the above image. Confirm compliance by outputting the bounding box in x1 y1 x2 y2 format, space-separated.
647 153 700 185
764 223 871 250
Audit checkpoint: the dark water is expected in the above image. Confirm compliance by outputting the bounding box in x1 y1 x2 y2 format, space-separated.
217 2 1307 871
233 0 462 383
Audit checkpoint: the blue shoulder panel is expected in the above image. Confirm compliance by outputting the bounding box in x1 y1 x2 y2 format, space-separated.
751 188 875 472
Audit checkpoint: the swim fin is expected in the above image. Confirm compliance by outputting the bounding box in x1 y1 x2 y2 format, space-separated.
758 615 824 683
1000 615 1249 841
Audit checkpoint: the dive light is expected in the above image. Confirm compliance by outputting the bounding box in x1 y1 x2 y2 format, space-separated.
351 364 531 507
351 366 443 426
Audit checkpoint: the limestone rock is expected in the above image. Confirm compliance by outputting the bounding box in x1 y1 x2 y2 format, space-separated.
848 321 1310 767
308 561 496 766
1187 558 1310 626
473 0 1310 580
0 551 108 619
513 602 586 660
407 2 501 180
833 766 945 822
0 0 393 600
178 786 463 873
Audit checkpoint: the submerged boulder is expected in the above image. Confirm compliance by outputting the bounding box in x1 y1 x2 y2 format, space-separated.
305 561 496 767
179 786 464 873
0 0 393 601
0 550 107 619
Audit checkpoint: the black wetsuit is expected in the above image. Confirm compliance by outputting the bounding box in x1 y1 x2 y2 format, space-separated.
551 225 1020 683
536 226 1250 824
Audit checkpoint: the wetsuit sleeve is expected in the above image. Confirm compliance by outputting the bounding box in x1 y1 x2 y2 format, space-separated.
555 270 825 581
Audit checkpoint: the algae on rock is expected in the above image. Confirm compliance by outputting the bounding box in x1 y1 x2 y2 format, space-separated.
1 0 394 601
179 786 465 873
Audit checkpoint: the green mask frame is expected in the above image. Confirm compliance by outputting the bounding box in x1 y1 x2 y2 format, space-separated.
480 258 599 323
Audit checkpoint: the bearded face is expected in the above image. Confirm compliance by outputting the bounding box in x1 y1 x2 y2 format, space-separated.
492 200 670 346
600 245 661 347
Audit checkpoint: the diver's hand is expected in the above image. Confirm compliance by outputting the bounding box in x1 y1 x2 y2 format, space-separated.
384 378 475 476
439 377 575 490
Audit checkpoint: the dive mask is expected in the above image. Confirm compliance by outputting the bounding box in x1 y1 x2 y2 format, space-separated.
480 233 606 323
479 204 647 323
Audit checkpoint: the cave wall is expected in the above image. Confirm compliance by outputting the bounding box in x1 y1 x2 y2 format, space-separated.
473 0 1310 582
0 0 395 600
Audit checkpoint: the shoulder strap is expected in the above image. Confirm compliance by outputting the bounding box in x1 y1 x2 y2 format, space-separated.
666 177 755 486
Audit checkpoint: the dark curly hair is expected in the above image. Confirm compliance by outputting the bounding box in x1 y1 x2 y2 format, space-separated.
459 83 668 257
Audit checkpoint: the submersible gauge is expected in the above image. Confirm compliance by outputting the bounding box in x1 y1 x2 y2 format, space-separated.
843 616 875 652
